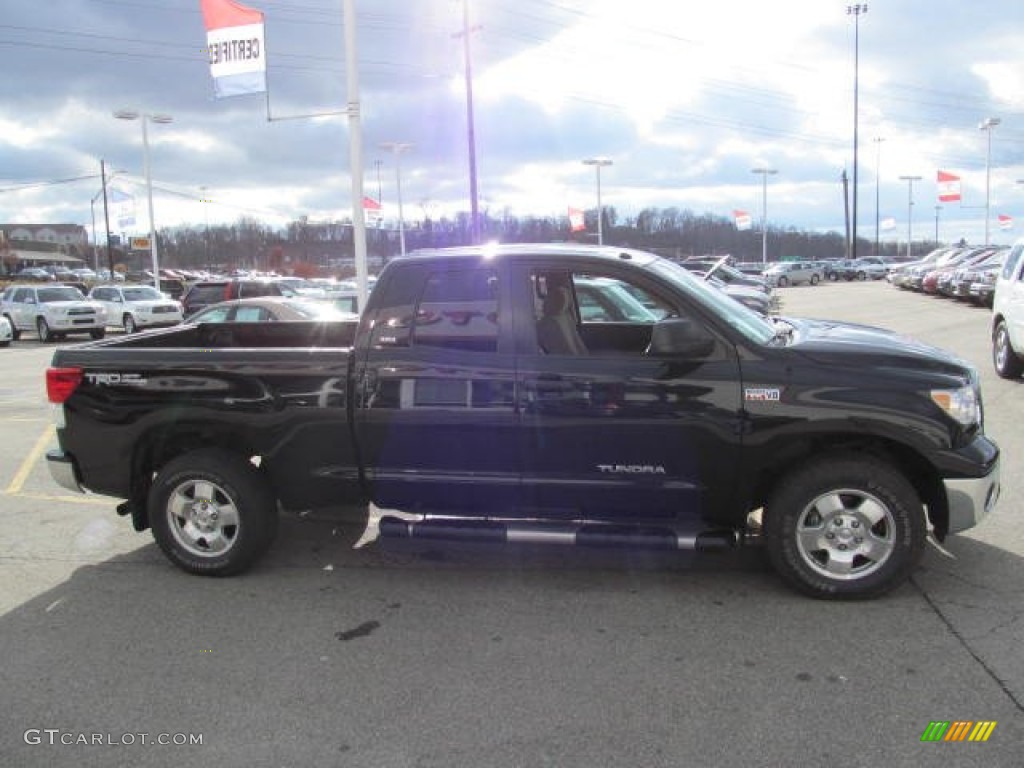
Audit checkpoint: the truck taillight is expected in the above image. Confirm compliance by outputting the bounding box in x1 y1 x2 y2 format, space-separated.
47 367 84 403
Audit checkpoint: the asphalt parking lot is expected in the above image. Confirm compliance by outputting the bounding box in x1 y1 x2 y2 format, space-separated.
1 280 1022 767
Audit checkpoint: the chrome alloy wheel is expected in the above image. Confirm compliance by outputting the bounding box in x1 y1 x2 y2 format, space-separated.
166 479 241 558
794 489 895 580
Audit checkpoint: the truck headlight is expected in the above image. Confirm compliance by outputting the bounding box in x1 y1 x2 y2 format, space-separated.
930 385 979 427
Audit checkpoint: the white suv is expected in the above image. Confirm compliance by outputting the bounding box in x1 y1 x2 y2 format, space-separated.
89 284 184 333
0 284 107 342
992 238 1024 378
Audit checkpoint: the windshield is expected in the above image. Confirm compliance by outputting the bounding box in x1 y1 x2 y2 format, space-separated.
649 258 775 344
122 286 163 301
38 287 85 302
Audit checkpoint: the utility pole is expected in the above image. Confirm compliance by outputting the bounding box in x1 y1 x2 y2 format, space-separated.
100 159 115 280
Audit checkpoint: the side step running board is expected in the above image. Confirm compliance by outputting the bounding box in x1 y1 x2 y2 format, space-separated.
378 516 738 553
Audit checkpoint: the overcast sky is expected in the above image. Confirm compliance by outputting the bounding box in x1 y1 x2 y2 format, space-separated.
2 0 1023 249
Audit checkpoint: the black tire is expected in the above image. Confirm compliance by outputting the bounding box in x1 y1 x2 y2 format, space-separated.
3 315 18 341
777 276 788 287
90 328 106 340
36 317 53 342
148 449 279 576
810 273 820 285
857 271 867 281
993 320 1023 379
764 456 925 599
123 314 137 334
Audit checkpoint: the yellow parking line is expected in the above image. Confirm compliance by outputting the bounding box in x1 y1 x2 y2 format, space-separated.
6 425 55 494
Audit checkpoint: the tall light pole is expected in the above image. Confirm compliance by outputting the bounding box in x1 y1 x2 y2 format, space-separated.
899 175 921 259
872 136 884 256
459 0 481 244
752 167 777 266
114 109 173 291
582 157 613 245
934 205 941 244
979 116 1001 246
847 4 868 261
380 142 413 257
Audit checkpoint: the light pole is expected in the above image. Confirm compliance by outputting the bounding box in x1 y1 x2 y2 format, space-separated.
847 4 868 261
979 117 1001 246
899 175 921 259
114 109 173 291
582 157 613 245
934 205 941 244
751 167 777 266
380 142 413 257
872 136 884 256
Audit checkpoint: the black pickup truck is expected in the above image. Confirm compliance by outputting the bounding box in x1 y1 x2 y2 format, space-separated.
45 244 1001 599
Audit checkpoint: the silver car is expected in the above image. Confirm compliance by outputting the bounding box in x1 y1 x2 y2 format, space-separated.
762 261 822 287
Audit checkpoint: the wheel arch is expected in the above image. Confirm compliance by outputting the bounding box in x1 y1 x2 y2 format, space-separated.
746 434 947 536
127 424 273 531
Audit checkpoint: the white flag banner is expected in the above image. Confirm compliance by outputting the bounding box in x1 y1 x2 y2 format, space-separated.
201 0 267 98
109 187 136 229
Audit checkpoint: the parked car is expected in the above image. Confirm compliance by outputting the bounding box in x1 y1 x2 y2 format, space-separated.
823 259 856 281
180 278 297 318
575 276 662 322
762 261 821 287
968 257 1007 307
679 257 776 314
88 284 185 333
992 238 1024 379
185 296 357 324
921 248 990 295
945 248 1005 300
681 258 772 293
889 247 952 289
0 284 107 341
842 257 891 281
0 314 12 347
12 267 54 282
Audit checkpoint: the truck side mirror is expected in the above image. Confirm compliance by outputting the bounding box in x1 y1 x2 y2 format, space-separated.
646 318 715 358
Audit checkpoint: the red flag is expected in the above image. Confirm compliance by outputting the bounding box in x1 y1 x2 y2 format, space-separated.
568 207 585 232
937 170 961 203
733 209 752 231
362 196 381 211
999 214 1013 231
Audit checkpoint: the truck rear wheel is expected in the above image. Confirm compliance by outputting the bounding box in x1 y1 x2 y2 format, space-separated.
149 449 278 576
764 456 925 599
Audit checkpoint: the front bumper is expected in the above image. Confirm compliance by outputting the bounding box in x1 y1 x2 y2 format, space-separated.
46 448 84 494
944 456 1000 534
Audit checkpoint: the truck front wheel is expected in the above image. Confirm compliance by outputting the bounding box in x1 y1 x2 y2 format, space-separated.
764 457 925 599
149 449 278 576
993 320 1023 379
